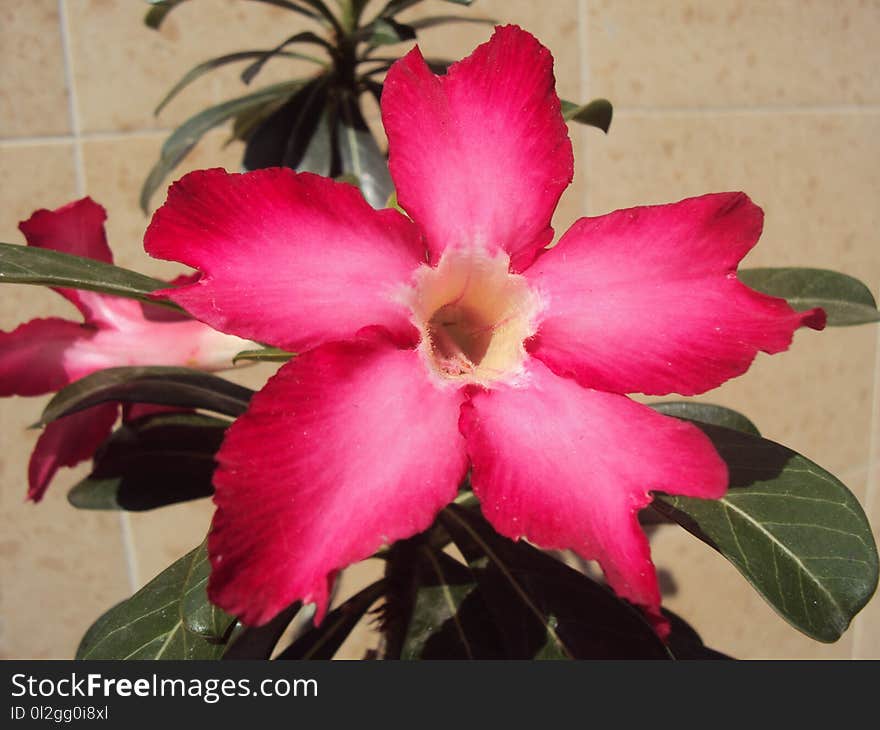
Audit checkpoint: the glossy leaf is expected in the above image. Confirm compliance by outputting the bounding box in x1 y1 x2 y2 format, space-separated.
140 79 305 212
738 267 880 326
144 0 320 30
155 50 324 116
0 242 180 310
651 401 761 436
440 505 672 659
41 366 254 424
401 546 505 659
275 580 386 659
560 98 613 133
77 542 234 659
653 423 879 642
67 412 228 511
336 93 394 208
233 346 295 364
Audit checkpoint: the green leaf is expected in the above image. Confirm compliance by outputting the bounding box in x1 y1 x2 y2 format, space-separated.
140 79 306 212
738 267 880 327
242 77 331 173
239 32 331 85
77 541 234 659
223 603 301 659
379 0 472 18
401 546 505 659
41 366 254 424
650 401 761 436
407 15 496 30
335 93 394 208
233 346 295 364
144 0 321 30
0 242 180 310
561 98 613 133
439 505 671 659
275 580 386 659
68 412 228 511
155 50 324 116
369 18 416 46
652 423 879 642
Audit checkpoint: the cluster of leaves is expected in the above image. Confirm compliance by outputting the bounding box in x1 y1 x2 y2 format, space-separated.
141 0 613 211
2 241 878 658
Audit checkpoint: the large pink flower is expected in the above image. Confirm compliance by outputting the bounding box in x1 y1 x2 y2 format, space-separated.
144 26 824 632
0 197 252 500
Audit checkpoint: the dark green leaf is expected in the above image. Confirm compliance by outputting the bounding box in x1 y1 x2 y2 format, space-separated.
144 0 320 30
651 401 761 436
67 413 228 511
379 0 472 19
275 580 386 659
223 603 301 659
140 79 305 212
440 505 672 659
242 78 332 173
240 32 331 85
42 366 254 424
401 546 505 659
155 50 324 116
369 18 417 46
233 346 295 364
335 93 394 208
561 98 613 133
653 423 879 642
0 242 181 310
77 541 234 659
738 267 880 326
408 15 496 30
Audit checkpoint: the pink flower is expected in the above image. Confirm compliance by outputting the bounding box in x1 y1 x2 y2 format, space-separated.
0 198 252 500
144 26 825 633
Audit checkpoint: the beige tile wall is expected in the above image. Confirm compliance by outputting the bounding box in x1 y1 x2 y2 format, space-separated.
0 0 877 659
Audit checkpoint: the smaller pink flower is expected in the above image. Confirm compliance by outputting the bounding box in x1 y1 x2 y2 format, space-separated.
0 198 253 500
145 26 825 634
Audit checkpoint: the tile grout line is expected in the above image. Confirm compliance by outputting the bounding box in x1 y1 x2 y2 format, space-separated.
613 104 880 116
58 0 142 595
0 129 175 146
851 299 880 658
577 0 591 214
56 0 85 197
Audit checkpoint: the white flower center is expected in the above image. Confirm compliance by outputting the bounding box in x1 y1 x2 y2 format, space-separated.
403 248 542 386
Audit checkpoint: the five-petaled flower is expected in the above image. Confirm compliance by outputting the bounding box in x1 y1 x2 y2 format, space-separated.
145 26 825 634
0 198 252 500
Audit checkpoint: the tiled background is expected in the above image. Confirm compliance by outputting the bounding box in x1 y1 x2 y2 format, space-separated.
0 0 878 659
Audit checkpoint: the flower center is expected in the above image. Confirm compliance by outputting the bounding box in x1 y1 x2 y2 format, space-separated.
404 248 541 386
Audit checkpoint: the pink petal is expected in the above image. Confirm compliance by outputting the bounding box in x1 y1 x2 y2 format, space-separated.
18 198 121 325
382 25 573 271
208 334 468 625
28 403 119 501
61 317 248 375
144 168 425 352
19 198 113 263
526 193 825 396
0 318 94 396
460 358 727 634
